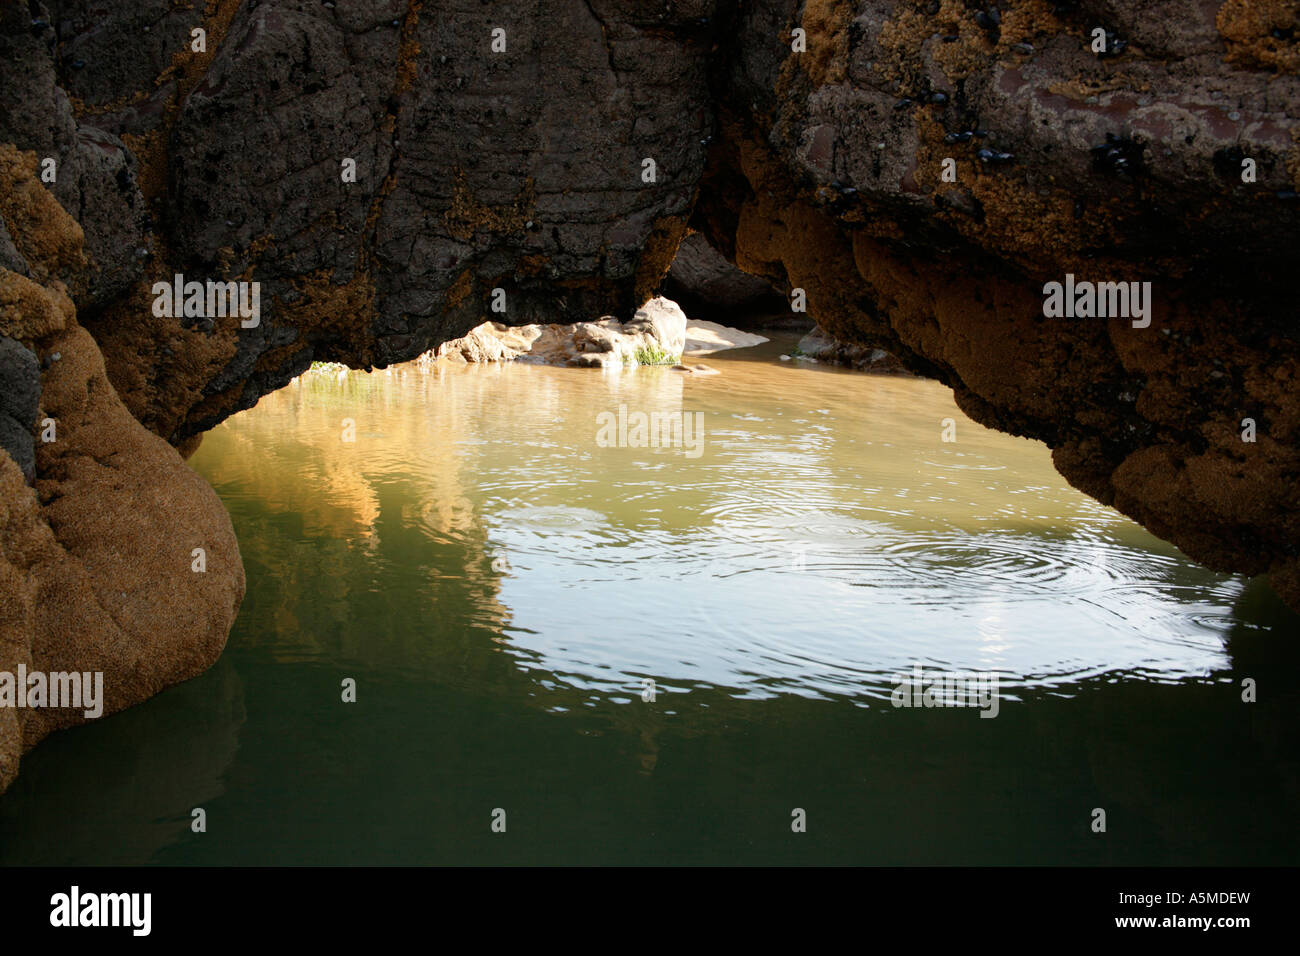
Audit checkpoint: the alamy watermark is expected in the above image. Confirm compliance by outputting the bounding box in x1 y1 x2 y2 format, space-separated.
152 273 260 327
0 665 103 718
595 404 705 459
50 886 150 936
1042 274 1151 328
891 663 1000 718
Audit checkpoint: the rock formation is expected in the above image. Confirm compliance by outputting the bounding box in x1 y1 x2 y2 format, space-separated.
1 0 1298 788
796 324 907 371
0 145 243 792
434 295 689 367
683 319 769 353
428 296 764 365
664 231 788 322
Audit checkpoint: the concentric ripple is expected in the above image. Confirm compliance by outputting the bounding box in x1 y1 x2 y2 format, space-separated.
194 336 1251 708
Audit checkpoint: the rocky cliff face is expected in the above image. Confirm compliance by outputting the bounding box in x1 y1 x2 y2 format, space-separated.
18 0 714 444
1 0 1297 786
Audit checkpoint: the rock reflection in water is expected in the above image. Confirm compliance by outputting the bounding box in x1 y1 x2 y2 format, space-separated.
1 335 1295 865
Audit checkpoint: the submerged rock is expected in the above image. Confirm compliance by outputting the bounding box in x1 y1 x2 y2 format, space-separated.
795 326 907 373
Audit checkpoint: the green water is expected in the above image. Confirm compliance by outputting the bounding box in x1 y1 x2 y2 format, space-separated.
1 334 1297 865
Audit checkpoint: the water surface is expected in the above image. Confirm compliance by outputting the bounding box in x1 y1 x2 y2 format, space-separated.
2 334 1296 865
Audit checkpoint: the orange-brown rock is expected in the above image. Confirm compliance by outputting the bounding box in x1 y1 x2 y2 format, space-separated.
0 147 243 794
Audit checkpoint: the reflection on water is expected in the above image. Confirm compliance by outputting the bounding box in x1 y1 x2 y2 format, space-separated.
1 334 1296 865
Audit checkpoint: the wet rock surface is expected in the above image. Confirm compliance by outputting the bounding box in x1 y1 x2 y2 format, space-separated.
0 5 149 309
795 324 907 372
0 336 40 484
